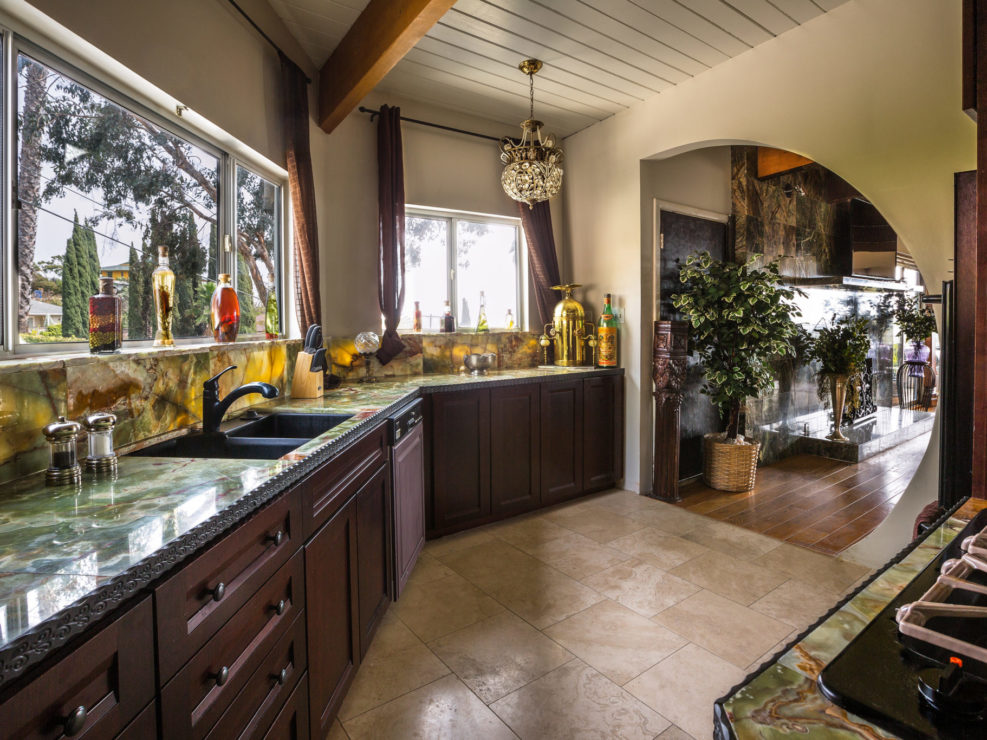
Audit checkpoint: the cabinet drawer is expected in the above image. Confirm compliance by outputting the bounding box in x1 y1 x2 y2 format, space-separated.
156 492 302 682
299 424 387 537
116 701 158 740
206 611 307 740
263 674 309 740
161 550 305 740
0 597 153 740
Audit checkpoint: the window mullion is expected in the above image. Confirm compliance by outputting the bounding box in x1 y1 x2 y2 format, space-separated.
2 29 15 353
448 216 456 327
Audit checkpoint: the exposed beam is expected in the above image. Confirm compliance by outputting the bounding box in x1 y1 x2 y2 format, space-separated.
318 0 456 134
756 147 813 178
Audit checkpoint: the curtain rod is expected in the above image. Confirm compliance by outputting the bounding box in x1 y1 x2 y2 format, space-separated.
358 106 505 143
226 0 312 84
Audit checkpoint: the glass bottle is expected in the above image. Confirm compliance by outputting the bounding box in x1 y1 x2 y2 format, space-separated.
210 273 240 343
152 245 176 347
441 300 455 333
475 291 489 333
412 301 422 332
89 276 122 353
264 282 279 339
597 293 618 368
505 308 515 330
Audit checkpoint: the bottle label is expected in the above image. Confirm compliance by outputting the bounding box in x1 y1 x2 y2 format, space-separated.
598 327 617 367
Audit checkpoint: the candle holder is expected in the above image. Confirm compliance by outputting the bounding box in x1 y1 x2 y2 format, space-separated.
84 412 118 476
355 331 380 383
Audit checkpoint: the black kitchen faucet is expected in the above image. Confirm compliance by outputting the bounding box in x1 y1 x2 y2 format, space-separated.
202 365 279 434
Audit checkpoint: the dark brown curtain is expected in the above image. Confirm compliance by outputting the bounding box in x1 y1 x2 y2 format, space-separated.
518 200 562 329
279 52 321 333
376 105 406 364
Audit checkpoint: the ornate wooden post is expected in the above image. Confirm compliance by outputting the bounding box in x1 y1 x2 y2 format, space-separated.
651 320 688 501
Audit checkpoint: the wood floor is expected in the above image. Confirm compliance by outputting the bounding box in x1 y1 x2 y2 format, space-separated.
675 432 932 556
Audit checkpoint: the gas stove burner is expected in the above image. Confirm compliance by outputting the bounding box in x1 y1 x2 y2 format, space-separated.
918 661 987 717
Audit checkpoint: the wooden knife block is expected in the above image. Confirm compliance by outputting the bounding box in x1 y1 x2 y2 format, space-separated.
291 351 324 398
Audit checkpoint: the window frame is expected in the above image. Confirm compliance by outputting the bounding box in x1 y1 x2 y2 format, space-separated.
404 205 526 332
0 27 290 356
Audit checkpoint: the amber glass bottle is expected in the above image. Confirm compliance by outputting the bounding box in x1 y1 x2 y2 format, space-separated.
597 293 618 367
152 246 175 346
89 276 122 353
210 273 240 343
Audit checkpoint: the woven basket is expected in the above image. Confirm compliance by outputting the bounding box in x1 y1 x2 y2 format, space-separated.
703 432 760 492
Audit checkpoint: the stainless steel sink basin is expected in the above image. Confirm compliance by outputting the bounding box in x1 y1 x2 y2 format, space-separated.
227 412 353 440
128 434 301 460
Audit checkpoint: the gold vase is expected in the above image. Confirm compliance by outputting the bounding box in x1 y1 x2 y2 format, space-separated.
826 374 849 442
542 284 594 366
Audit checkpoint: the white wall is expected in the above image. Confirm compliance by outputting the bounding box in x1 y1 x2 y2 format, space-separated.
564 0 975 494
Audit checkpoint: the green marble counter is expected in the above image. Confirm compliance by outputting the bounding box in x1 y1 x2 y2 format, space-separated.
715 507 975 739
0 366 618 677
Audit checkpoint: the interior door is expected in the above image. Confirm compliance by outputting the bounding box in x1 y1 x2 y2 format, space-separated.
659 210 728 480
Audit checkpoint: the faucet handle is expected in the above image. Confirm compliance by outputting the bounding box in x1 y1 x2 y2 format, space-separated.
205 365 237 392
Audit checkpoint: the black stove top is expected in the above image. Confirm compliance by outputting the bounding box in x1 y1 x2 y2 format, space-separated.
818 510 987 739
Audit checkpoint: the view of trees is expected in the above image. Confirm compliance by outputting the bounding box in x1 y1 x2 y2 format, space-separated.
17 53 279 341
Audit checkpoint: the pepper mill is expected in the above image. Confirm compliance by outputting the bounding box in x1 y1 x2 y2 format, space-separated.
84 412 118 475
43 416 82 486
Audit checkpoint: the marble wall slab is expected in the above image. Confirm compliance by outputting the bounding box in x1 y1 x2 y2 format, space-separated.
0 366 67 484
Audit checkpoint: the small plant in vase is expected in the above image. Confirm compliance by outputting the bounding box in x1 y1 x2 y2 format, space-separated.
672 253 802 492
769 325 814 431
812 316 870 442
894 293 937 362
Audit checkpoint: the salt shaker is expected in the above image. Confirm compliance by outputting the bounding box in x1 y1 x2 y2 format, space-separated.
43 416 82 486
84 412 118 475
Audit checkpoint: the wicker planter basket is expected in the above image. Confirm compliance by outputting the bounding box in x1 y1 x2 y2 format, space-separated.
703 432 760 492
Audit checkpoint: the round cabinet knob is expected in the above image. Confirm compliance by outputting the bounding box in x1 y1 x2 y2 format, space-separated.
63 706 87 736
268 530 284 547
275 668 287 686
273 599 286 616
213 666 230 686
210 582 226 602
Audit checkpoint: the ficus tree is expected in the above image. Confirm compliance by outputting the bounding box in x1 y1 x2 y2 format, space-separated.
671 252 803 442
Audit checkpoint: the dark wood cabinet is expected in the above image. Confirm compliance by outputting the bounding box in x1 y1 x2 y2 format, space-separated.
582 374 622 491
541 379 584 504
355 465 392 658
305 495 359 739
490 383 541 516
264 674 310 740
392 423 425 598
429 389 491 531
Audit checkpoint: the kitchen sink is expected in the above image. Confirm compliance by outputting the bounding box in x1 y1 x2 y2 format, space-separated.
227 412 353 440
128 434 301 460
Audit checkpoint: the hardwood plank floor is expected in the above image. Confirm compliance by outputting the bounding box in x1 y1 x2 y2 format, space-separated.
675 432 932 556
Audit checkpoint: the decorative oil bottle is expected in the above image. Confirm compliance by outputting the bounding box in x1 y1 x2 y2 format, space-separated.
475 291 489 333
151 245 175 346
210 273 240 343
89 276 122 353
264 282 279 339
412 301 422 332
597 293 618 367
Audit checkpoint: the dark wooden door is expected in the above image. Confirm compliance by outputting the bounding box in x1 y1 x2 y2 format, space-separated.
430 389 491 532
393 422 425 598
540 379 583 503
583 374 620 491
305 496 359 738
490 383 540 516
659 210 728 480
356 464 392 658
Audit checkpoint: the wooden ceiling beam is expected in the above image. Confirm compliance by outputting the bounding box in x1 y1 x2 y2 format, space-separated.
318 0 456 134
756 147 814 178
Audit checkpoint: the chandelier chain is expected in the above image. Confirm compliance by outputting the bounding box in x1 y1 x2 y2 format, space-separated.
529 71 534 120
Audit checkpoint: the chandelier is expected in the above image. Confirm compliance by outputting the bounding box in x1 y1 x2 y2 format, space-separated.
500 59 564 209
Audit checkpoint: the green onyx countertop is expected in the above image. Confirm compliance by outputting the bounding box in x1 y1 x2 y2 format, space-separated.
0 366 617 660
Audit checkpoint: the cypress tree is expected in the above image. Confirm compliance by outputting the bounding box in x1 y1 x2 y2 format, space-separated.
237 251 257 333
127 245 145 339
61 222 81 338
207 222 218 282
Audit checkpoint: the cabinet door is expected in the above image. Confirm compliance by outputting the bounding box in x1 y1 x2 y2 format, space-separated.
393 423 425 598
540 380 584 503
429 389 491 533
490 383 541 515
356 464 392 658
583 374 621 491
305 497 359 738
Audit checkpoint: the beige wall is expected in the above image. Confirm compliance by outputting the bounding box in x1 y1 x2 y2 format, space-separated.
564 0 975 493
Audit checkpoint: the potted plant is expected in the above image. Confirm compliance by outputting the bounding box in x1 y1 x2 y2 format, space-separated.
812 316 870 442
893 294 937 361
672 252 802 492
770 325 814 431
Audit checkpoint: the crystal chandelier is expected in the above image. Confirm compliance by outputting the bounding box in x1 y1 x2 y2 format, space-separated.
500 59 564 209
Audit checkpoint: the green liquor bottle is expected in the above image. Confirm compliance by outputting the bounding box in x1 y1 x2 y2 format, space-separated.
597 293 617 367
265 282 279 339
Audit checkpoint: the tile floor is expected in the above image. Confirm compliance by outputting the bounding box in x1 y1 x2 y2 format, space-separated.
331 490 873 740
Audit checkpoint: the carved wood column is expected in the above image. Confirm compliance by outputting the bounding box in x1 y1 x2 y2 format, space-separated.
651 321 688 502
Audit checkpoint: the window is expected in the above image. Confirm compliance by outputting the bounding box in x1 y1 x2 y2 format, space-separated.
6 39 285 351
402 209 523 331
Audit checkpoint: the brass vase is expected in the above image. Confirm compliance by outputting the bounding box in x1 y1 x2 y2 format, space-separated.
826 374 850 442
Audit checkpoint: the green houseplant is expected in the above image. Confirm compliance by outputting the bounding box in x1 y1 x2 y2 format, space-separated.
812 316 870 441
895 294 937 347
672 253 802 491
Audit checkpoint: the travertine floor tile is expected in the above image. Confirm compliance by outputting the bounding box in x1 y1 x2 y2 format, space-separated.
624 502 709 535
544 600 687 685
625 644 746 740
745 628 799 672
487 564 605 629
404 553 455 588
658 726 697 740
517 529 630 579
327 719 348 740
440 538 543 592
428 612 572 703
391 572 504 642
750 578 843 629
754 542 871 593
651 590 792 668
582 558 699 617
337 641 450 720
610 527 710 569
424 528 496 560
343 674 517 740
545 505 647 543
681 518 782 560
491 659 670 740
489 515 573 551
668 549 787 605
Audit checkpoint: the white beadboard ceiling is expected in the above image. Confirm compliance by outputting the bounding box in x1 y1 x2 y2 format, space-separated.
271 0 851 137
